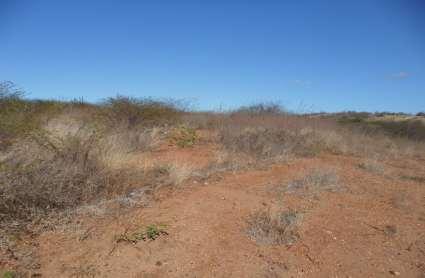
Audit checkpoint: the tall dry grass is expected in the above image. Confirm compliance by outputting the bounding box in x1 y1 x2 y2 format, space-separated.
191 106 425 162
0 84 185 229
0 132 144 225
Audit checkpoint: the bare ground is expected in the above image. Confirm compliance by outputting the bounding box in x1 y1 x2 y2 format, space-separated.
1 131 425 277
19 152 422 277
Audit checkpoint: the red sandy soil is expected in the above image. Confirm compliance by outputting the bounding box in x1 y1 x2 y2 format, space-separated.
4 143 425 277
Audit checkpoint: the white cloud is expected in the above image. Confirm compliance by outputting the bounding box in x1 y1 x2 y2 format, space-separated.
293 79 312 88
391 71 409 79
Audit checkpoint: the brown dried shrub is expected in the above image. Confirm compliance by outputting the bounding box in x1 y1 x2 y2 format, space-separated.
247 209 302 245
0 132 140 225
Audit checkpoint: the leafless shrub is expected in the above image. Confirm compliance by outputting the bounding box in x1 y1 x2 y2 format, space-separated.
62 264 99 278
0 82 66 150
400 175 425 183
287 168 340 195
212 150 252 171
358 159 385 174
247 209 302 245
99 127 164 168
233 102 286 117
0 132 141 226
214 110 425 160
219 126 337 161
390 192 409 210
181 112 224 130
214 110 355 161
98 95 183 129
166 162 194 185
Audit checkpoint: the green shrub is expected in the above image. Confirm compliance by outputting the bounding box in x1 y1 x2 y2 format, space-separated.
116 224 168 243
337 112 425 141
369 119 425 141
170 125 197 147
2 271 15 278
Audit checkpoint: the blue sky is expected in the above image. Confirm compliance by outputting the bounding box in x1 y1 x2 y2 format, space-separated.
1 1 424 112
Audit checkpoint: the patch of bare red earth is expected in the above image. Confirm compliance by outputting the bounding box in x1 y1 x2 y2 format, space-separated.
37 154 425 277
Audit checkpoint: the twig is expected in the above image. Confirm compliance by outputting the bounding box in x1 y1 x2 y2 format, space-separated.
362 222 386 233
79 227 94 241
108 226 129 256
299 243 320 267
108 244 118 256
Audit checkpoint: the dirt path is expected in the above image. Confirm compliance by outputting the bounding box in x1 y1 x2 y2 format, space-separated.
36 155 425 277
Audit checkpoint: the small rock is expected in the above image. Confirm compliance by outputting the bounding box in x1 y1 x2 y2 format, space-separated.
389 270 400 276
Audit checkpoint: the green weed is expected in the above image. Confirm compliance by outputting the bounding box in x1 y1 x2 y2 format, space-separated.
116 224 168 244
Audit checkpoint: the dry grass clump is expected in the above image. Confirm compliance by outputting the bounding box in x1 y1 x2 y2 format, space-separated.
0 133 141 226
126 161 193 189
62 264 99 278
219 127 279 160
287 168 340 195
181 112 225 130
159 103 424 161
400 175 425 184
247 209 302 245
219 126 338 161
165 162 194 185
99 127 164 169
0 82 67 150
215 107 352 161
44 111 166 169
0 92 186 229
358 159 385 174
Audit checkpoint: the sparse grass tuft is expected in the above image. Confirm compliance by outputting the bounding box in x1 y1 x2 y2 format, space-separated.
287 168 340 195
63 264 99 278
400 175 425 183
247 209 302 245
358 159 385 174
166 163 194 185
